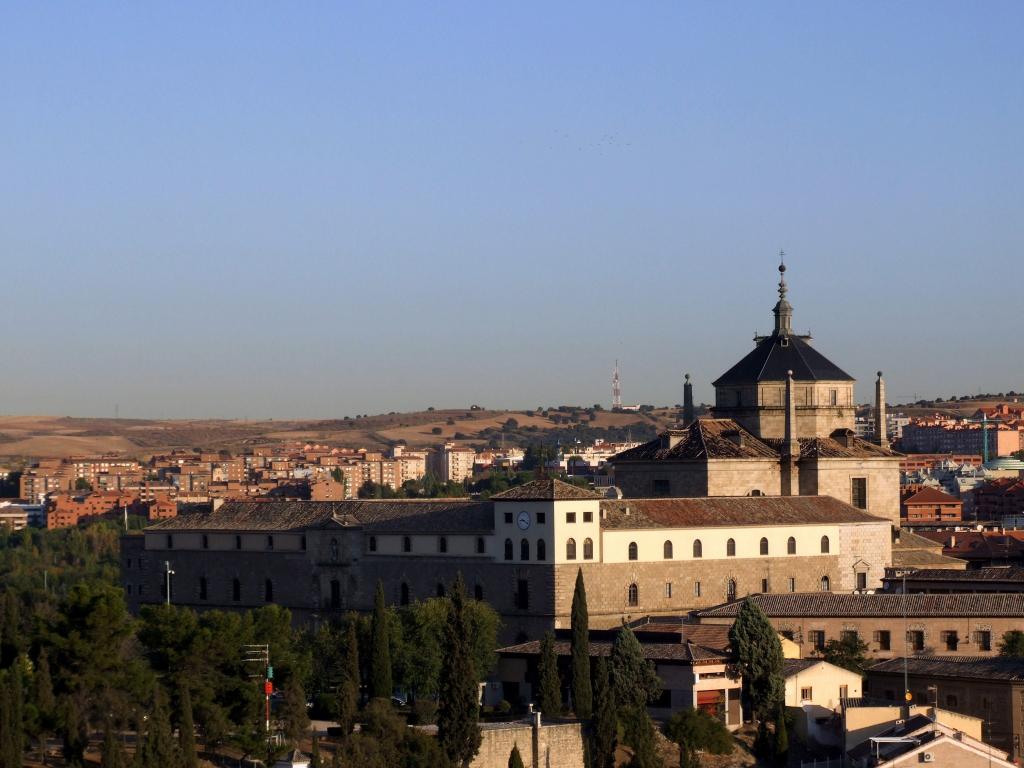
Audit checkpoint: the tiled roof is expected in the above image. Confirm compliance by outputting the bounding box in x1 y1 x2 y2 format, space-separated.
599 495 887 530
890 549 968 568
867 656 1024 682
613 420 900 463
496 638 729 664
782 658 826 676
147 499 493 533
694 592 1024 619
713 333 853 386
902 487 961 504
896 567 1024 583
490 478 604 501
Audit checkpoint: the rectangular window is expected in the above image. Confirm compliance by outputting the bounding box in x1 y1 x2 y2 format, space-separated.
566 512 576 523
841 630 859 643
907 630 925 651
839 685 849 700
694 581 702 598
652 479 670 496
800 687 813 701
830 389 838 406
875 630 891 651
516 579 529 610
942 631 959 651
664 582 672 599
788 577 796 593
975 630 992 651
761 578 769 593
851 477 868 510
504 511 513 524
856 572 868 591
536 512 546 524
808 630 826 651
583 511 593 523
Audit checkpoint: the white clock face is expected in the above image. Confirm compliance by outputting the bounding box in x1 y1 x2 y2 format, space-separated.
516 511 531 530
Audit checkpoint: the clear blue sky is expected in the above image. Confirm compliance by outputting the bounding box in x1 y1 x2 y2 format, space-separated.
2 2 1021 419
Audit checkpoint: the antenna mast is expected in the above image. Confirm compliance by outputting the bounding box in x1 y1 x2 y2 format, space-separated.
612 360 622 410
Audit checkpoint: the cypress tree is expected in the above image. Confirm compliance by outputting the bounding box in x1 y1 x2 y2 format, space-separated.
570 569 592 719
610 624 660 710
310 734 321 768
774 705 789 766
139 685 181 768
34 650 56 725
336 619 360 735
437 574 482 767
508 743 526 768
9 663 25 767
281 675 311 746
591 658 616 768
0 670 15 768
101 719 127 768
729 599 784 725
369 581 393 700
178 683 197 768
60 695 87 768
537 631 562 716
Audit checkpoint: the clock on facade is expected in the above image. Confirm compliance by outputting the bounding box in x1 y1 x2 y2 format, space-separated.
516 511 531 530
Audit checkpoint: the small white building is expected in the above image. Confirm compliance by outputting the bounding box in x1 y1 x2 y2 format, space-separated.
784 658 863 748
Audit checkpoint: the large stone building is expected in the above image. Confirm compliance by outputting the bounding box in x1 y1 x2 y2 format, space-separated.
611 261 902 526
122 478 891 638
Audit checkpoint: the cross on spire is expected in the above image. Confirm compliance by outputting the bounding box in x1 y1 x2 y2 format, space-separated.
773 250 793 335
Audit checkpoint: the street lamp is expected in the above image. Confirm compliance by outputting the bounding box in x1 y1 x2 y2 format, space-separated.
164 561 175 606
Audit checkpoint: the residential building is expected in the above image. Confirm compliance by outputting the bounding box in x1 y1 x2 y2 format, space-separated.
430 442 477 483
889 530 968 572
693 592 1024 659
970 477 1024 521
914 530 1024 568
783 658 863 748
901 487 962 525
900 418 1023 458
846 713 1011 768
865 656 1024 761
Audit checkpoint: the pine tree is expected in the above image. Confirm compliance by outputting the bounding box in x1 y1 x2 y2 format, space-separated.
729 599 784 724
591 657 616 768
8 663 25 767
537 631 562 716
508 743 526 768
437 574 482 767
101 719 127 768
60 695 88 768
570 569 592 719
370 581 393 700
336 619 360 735
0 670 16 768
281 675 311 746
178 683 198 768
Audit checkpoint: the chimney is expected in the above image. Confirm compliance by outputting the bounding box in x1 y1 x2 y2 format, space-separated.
683 373 695 426
875 371 890 449
784 370 799 459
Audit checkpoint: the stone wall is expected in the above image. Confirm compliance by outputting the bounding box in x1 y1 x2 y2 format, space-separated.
470 720 585 768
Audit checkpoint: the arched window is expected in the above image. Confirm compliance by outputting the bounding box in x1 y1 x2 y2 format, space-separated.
368 536 377 552
537 539 546 561
437 583 445 598
727 539 736 557
663 541 674 560
727 579 737 601
820 575 831 592
264 579 273 602
750 489 764 496
400 583 410 606
476 537 486 554
329 538 338 562
504 538 513 561
520 539 530 561
583 538 594 560
439 536 447 553
820 535 830 554
330 579 341 609
403 536 412 553
693 539 703 558
760 537 769 556
474 584 484 601
628 542 638 561
566 538 577 560
199 577 207 601
627 583 639 607
787 536 797 555
232 578 241 602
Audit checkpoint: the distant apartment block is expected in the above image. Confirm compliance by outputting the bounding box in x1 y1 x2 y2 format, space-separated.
430 442 477 483
900 487 963 525
900 416 1024 457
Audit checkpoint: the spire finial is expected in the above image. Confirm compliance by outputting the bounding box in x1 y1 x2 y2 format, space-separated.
777 250 788 301
772 250 793 335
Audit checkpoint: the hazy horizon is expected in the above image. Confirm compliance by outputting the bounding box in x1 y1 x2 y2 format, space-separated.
3 3 1022 420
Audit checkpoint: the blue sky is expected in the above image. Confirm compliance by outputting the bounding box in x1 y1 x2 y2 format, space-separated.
2 2 1021 418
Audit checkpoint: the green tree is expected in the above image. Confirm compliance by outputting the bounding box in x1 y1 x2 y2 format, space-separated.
822 634 870 673
280 674 311 746
74 477 93 491
570 569 592 719
508 744 526 768
437 574 482 767
370 582 393 700
59 695 88 768
610 624 660 710
591 658 616 768
624 711 658 768
178 683 198 768
337 619 361 735
34 650 56 724
664 708 734 766
537 631 562 715
999 630 1024 656
311 734 321 768
774 705 789 765
729 599 784 724
100 719 127 768
137 685 181 768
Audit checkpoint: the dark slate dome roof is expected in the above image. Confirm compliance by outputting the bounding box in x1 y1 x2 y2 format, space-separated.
712 333 853 386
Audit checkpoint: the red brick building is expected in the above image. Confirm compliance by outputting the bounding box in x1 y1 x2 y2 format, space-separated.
901 487 963 525
971 478 1024 520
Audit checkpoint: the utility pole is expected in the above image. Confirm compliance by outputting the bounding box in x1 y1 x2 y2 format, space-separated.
164 561 175 606
244 644 273 761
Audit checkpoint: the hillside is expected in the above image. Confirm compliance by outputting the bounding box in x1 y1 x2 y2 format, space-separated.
0 406 679 464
